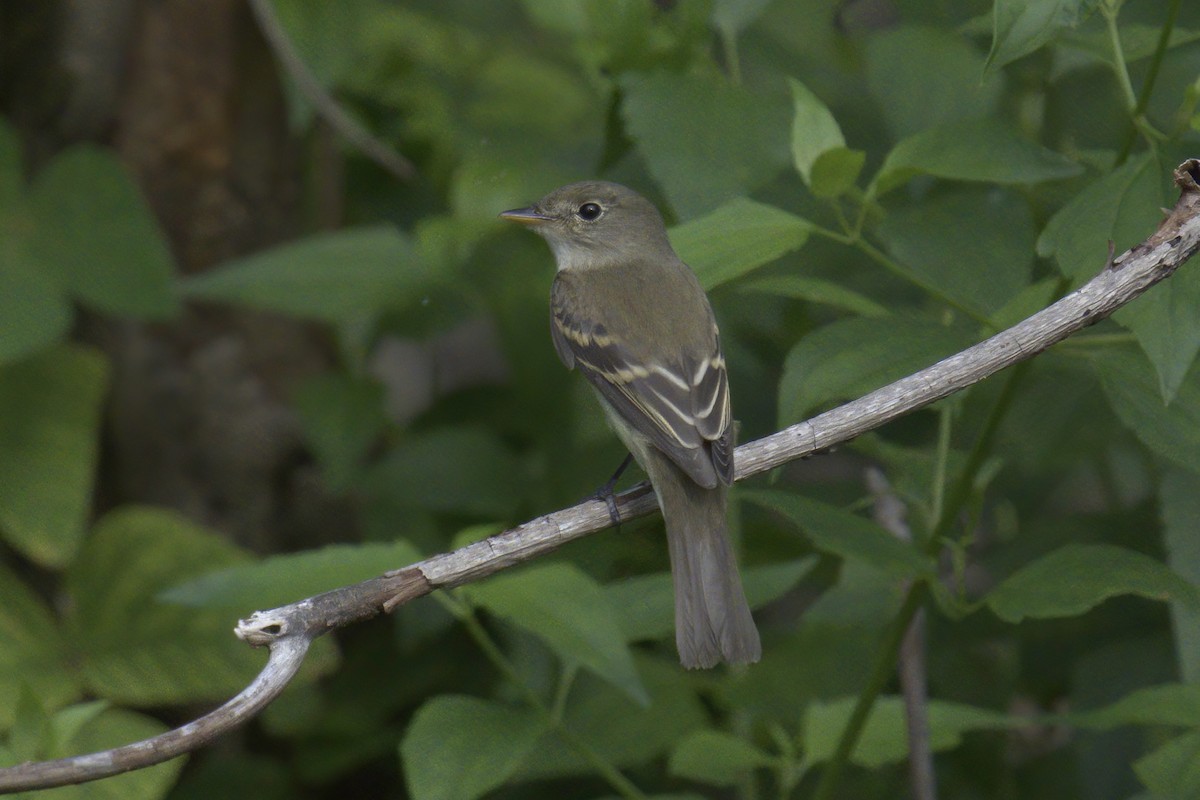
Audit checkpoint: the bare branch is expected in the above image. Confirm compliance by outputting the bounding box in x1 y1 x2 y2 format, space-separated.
246 0 416 181
4 160 1200 794
868 468 936 800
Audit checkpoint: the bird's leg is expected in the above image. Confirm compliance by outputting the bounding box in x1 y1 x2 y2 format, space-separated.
592 453 634 526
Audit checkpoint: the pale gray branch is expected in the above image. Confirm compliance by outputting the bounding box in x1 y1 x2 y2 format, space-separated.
3 160 1200 794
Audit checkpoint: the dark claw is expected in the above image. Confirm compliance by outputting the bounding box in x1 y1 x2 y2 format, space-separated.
592 453 634 526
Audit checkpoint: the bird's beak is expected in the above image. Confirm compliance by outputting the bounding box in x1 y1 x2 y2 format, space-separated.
500 207 553 226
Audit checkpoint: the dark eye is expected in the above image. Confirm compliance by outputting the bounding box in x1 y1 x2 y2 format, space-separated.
577 202 602 221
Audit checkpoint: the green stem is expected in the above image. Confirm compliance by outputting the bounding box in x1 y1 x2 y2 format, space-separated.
1104 5 1139 113
1116 0 1182 165
722 28 742 85
930 403 954 532
810 584 928 800
810 362 1030 799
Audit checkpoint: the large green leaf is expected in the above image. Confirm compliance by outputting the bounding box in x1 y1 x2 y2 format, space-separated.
1094 346 1200 473
292 373 388 491
67 507 264 705
0 345 108 567
777 315 974 426
468 563 648 704
667 198 810 290
606 557 817 643
0 247 71 365
0 563 79 730
517 656 707 778
620 71 790 218
987 0 1101 70
803 696 1010 766
362 426 524 519
44 707 183 800
876 188 1035 315
739 275 887 317
741 490 935 579
984 544 1200 623
873 118 1081 196
179 226 432 323
1133 731 1200 797
401 695 544 800
161 540 422 611
1074 682 1200 729
28 145 177 319
864 26 1001 140
668 729 772 786
1038 154 1194 400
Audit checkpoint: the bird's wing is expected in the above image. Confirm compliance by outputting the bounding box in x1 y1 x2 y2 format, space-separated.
551 274 733 488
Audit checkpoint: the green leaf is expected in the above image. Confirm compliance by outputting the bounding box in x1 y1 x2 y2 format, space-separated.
1094 346 1200 473
0 119 19 212
739 275 887 317
0 562 80 729
1075 683 1200 729
668 729 772 786
28 145 178 319
517 656 707 778
67 507 264 705
0 248 72 365
741 490 936 579
8 686 51 762
803 696 1010 766
668 198 811 290
864 26 1001 140
293 373 387 491
401 695 544 800
1135 731 1200 796
1037 155 1160 282
620 71 790 218
362 426 524 518
607 558 817 643
161 540 422 610
873 118 1081 196
1037 154 1193 399
1161 470 1200 683
0 344 108 566
468 563 648 705
776 316 973 426
987 0 1101 71
810 147 866 199
179 226 432 323
788 78 854 192
984 544 1200 623
875 189 1035 315
46 707 183 800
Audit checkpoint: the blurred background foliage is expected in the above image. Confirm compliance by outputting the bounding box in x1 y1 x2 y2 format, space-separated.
3 0 1200 797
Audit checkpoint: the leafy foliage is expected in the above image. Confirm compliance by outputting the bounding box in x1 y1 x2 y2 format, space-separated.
3 0 1200 799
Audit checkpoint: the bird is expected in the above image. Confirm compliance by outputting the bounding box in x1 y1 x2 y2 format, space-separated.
501 181 761 669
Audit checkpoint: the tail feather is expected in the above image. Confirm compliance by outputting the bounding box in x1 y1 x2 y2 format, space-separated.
648 453 761 669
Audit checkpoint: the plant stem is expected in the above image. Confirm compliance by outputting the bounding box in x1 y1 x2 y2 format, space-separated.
1116 0 1182 165
810 362 1029 798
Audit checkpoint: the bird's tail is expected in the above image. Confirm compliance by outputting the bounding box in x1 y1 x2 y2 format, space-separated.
648 455 761 669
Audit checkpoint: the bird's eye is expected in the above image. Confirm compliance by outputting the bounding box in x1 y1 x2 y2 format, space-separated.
577 202 603 221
